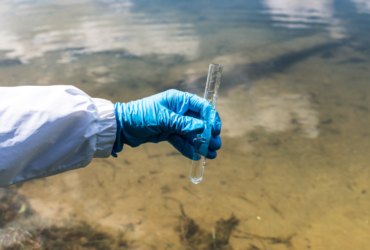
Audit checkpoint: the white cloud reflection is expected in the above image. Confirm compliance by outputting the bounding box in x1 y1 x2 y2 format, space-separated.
218 86 319 140
262 0 346 38
0 0 199 63
351 0 370 13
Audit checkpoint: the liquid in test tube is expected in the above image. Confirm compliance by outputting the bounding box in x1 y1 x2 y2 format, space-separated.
189 63 223 184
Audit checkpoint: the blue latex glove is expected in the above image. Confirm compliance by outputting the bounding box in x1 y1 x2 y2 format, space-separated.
112 89 222 160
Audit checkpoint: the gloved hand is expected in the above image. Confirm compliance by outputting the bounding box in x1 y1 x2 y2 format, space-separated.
112 89 222 160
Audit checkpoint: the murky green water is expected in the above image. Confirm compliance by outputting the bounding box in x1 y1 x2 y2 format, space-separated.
1 0 370 249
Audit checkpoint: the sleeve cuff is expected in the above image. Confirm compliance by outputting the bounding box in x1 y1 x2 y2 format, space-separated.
92 98 117 158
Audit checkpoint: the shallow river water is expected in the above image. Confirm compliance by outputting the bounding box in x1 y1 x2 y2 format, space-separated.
1 0 370 249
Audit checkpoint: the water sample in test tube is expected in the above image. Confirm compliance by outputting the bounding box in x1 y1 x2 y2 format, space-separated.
189 63 223 184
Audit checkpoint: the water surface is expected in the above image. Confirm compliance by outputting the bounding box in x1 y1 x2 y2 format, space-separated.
1 0 370 249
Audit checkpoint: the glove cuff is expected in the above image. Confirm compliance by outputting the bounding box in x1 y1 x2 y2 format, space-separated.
111 102 126 157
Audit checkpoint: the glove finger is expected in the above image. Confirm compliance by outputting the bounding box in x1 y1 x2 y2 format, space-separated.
163 90 220 135
162 89 210 115
179 133 221 151
167 134 199 160
184 110 200 119
209 135 222 150
160 109 205 135
188 93 212 114
185 110 222 136
207 149 217 159
180 133 196 146
212 111 222 136
193 139 218 159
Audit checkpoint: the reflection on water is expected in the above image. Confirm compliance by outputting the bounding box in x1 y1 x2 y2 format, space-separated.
219 86 319 139
352 0 370 13
1 0 370 249
263 0 334 24
0 1 199 63
262 0 346 38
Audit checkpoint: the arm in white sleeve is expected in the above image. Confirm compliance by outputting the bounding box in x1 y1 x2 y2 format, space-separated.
0 85 117 187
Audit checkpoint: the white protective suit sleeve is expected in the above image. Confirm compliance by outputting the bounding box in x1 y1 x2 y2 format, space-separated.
0 85 117 187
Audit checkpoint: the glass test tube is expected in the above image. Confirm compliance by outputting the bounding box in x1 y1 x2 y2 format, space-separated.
189 63 223 184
